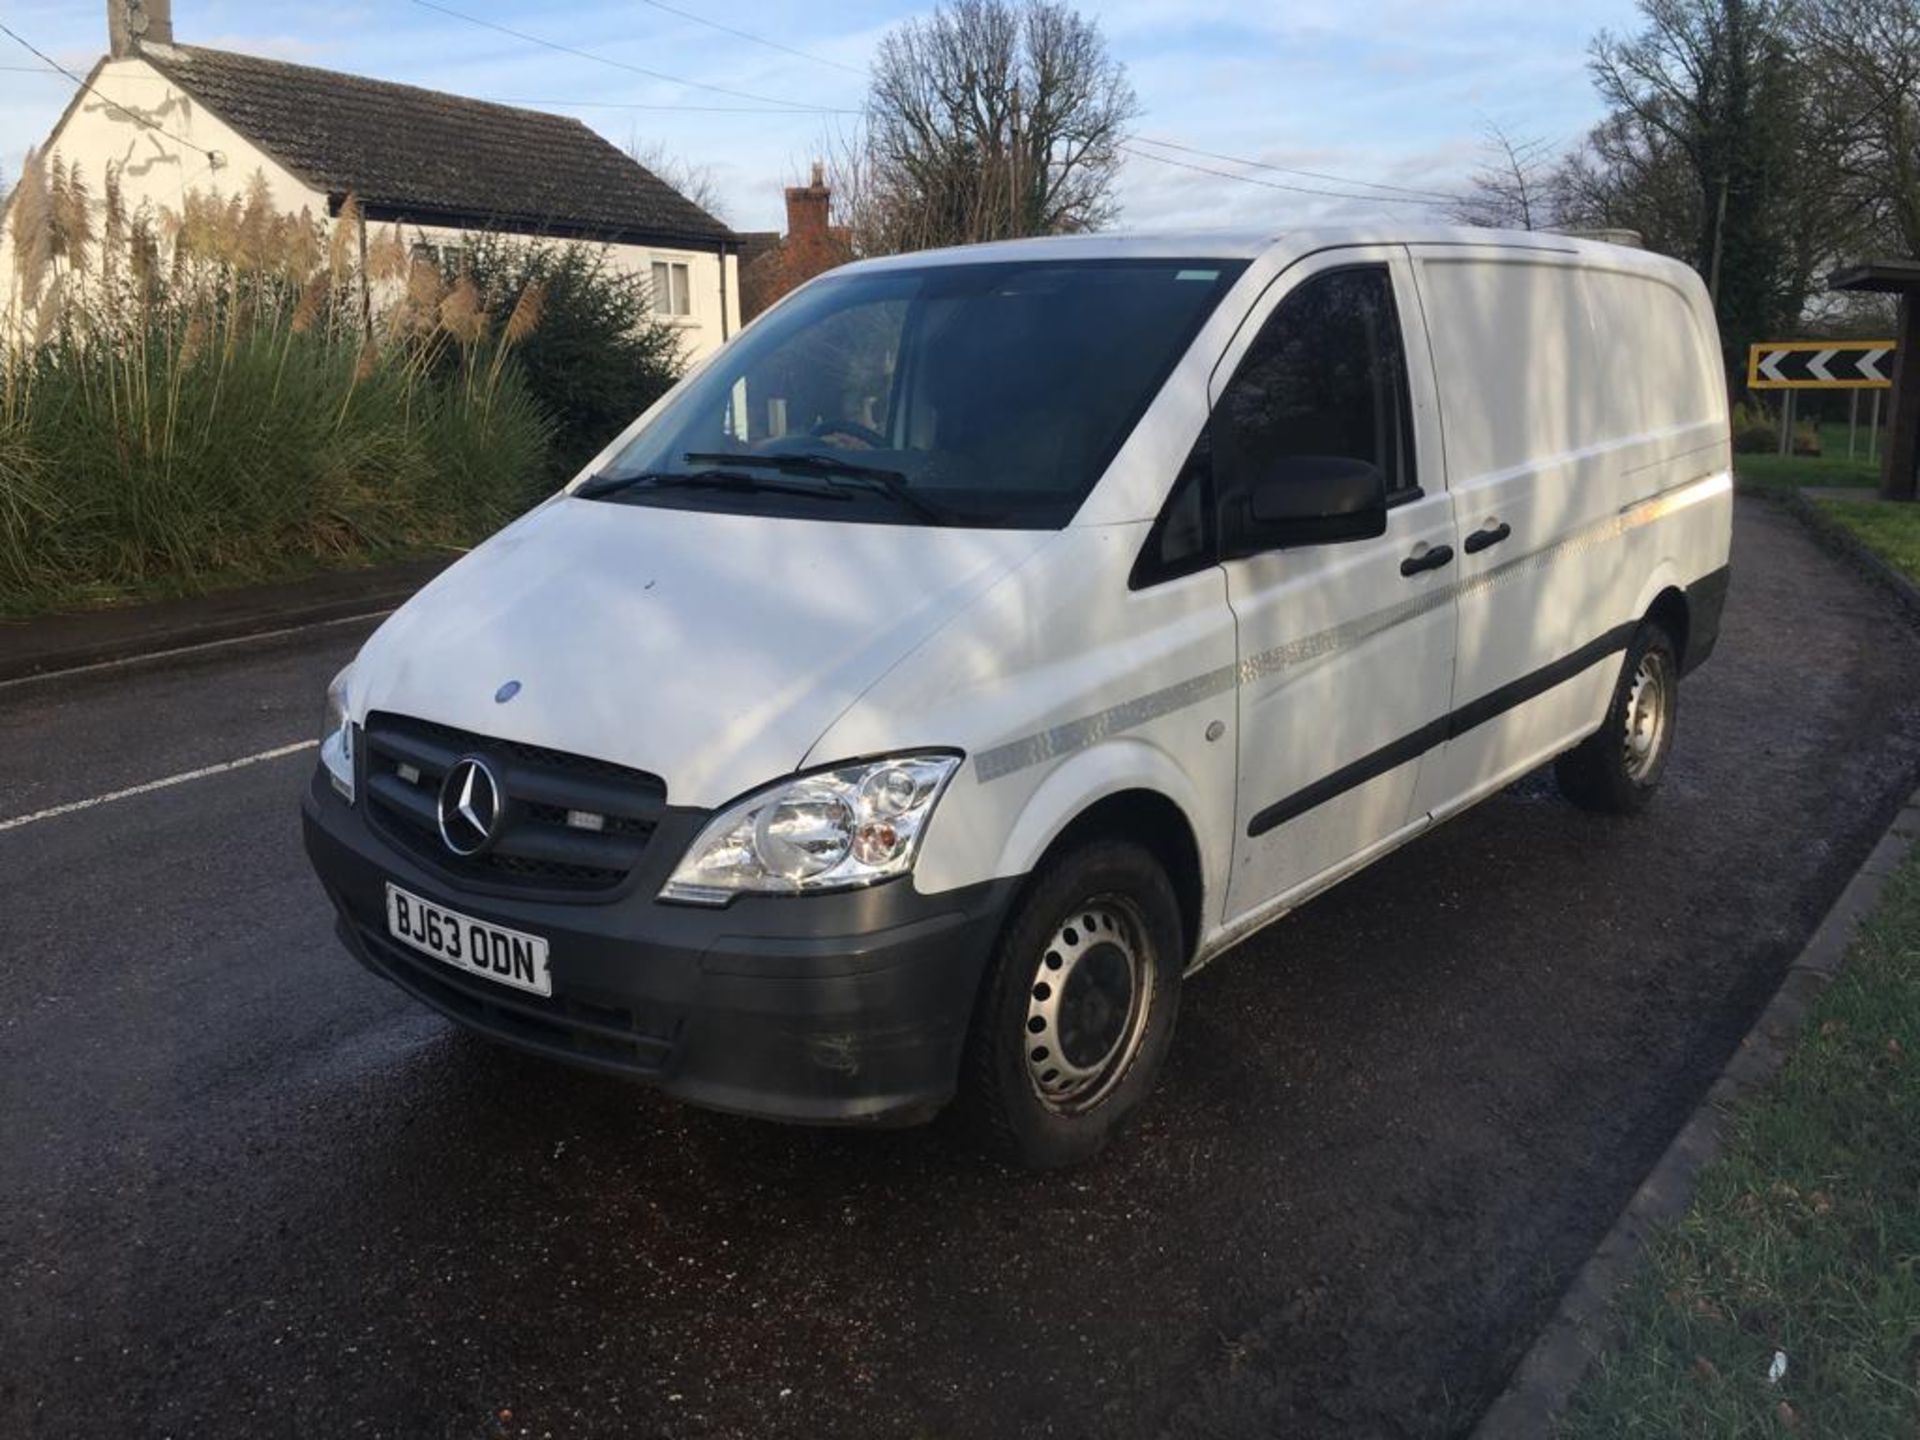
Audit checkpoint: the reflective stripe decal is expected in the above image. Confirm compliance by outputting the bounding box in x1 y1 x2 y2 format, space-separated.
973 664 1238 782
972 472 1730 784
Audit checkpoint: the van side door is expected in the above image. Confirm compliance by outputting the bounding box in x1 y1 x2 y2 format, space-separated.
1405 245 1722 816
1216 249 1458 925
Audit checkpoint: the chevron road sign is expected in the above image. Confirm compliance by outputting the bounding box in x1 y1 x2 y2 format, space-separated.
1748 339 1897 389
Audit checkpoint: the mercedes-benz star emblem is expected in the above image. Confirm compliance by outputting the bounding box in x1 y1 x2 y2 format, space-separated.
437 756 503 857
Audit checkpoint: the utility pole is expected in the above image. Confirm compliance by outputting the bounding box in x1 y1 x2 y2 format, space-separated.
1707 173 1729 306
1008 83 1022 240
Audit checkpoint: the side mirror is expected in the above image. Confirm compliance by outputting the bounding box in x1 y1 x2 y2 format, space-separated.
1228 454 1388 555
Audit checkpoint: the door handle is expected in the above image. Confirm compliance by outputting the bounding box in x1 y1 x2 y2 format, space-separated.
1463 521 1512 555
1400 543 1454 577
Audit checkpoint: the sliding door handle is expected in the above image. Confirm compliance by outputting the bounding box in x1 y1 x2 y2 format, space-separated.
1463 521 1512 555
1400 543 1454 577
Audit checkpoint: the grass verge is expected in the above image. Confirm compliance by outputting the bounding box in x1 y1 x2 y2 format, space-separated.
1737 452 1882 493
1559 844 1920 1438
0 540 457 621
1735 421 1887 494
1811 499 1920 588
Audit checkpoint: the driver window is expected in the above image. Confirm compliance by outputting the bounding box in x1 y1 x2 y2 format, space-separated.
722 298 908 444
1213 266 1416 524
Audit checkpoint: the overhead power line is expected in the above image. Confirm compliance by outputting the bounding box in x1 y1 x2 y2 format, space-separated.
404 0 850 114
1129 146 1456 207
0 21 222 160
488 96 862 116
1119 143 1455 207
631 0 867 77
1129 134 1460 205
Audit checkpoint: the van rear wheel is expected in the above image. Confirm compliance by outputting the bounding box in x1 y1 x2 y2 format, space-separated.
1555 622 1679 814
959 841 1183 1169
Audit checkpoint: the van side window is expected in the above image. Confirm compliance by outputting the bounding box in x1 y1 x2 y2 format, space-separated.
1213 266 1416 547
1129 430 1215 589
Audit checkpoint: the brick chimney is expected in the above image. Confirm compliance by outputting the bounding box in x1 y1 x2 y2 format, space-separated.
109 0 172 58
783 161 831 247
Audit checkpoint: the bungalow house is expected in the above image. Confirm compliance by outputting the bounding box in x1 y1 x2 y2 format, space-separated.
4 0 741 355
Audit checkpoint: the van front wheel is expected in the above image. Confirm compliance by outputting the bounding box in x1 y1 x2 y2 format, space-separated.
1555 622 1679 814
960 841 1183 1168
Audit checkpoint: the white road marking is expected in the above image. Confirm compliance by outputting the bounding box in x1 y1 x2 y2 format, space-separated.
0 740 317 833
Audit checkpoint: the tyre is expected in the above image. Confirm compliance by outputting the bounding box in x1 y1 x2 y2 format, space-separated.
1555 622 1679 814
959 840 1185 1169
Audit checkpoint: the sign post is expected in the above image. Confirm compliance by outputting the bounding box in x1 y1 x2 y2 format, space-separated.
1748 338 1896 470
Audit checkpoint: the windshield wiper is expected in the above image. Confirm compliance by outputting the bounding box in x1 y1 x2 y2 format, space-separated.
683 451 947 523
573 468 853 504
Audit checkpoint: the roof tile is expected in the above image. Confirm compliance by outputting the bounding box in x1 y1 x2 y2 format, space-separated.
143 44 733 245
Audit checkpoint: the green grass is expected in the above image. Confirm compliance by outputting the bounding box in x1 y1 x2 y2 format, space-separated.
1735 419 1888 494
1560 846 1920 1438
1735 452 1881 492
1812 418 1892 465
1812 499 1920 587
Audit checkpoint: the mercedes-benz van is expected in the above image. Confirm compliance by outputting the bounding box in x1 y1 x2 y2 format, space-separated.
302 226 1733 1168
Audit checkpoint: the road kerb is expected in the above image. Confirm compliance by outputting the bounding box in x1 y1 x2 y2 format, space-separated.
0 557 449 684
1470 782 1920 1440
1775 486 1920 621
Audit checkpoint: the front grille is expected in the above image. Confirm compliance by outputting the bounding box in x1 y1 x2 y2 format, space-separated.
362 712 667 894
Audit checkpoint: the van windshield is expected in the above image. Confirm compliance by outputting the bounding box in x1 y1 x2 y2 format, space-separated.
587 258 1246 529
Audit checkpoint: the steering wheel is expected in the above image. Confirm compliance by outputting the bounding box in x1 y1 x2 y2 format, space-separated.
808 418 889 450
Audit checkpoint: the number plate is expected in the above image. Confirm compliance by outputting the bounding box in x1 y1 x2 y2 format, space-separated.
385 883 552 997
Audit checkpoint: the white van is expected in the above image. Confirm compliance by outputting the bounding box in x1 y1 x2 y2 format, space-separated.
303 227 1732 1168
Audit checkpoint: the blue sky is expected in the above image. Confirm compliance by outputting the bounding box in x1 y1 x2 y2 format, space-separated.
1 0 1645 232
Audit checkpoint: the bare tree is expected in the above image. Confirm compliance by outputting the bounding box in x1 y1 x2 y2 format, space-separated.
1556 110 1703 258
1449 123 1560 230
837 0 1137 255
1586 0 1839 372
624 136 730 225
1796 0 1920 256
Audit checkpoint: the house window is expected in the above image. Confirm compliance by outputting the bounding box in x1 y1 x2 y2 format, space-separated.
651 260 692 318
409 240 468 275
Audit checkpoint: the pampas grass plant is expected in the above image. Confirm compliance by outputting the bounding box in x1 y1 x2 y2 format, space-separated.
0 158 554 613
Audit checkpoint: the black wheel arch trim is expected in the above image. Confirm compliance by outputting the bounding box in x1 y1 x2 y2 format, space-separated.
1679 564 1730 676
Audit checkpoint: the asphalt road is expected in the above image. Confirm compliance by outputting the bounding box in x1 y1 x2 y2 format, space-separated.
5 498 1919 1440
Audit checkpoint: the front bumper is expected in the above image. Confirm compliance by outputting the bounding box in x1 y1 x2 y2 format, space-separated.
301 769 1017 1124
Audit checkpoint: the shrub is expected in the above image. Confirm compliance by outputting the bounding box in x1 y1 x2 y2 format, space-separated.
1731 399 1778 454
450 233 686 481
0 157 553 612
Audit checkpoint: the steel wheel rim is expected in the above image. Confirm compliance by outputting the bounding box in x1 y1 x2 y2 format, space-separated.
1622 649 1673 783
1023 896 1154 1114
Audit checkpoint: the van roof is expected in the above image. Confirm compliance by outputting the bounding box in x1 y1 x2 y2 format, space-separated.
839 225 1663 272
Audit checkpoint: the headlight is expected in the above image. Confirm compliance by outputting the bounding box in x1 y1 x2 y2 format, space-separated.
661 754 962 905
320 665 355 802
